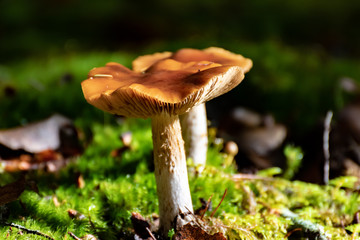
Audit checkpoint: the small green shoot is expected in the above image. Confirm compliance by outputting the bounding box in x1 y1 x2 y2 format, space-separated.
258 167 282 177
168 228 175 239
283 145 303 180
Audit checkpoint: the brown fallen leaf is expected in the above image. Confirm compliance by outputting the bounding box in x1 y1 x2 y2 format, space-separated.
67 209 86 220
0 175 26 206
174 223 226 240
131 212 153 240
76 174 85 189
110 146 129 159
1 151 67 172
34 149 61 162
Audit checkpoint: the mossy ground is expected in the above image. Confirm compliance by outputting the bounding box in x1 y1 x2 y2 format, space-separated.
0 42 360 239
0 118 359 239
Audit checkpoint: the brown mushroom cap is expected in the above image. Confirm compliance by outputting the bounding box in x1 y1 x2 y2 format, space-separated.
132 47 253 73
132 51 172 73
81 59 244 118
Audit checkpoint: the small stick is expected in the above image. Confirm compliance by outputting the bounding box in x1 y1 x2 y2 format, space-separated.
284 227 302 238
4 222 54 240
200 194 213 219
210 189 228 218
323 111 333 185
232 173 274 181
68 231 82 240
145 227 156 240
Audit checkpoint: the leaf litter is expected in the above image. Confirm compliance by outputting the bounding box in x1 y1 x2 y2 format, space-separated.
0 114 82 172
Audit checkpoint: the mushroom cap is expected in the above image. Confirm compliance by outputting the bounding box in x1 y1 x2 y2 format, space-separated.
132 51 172 73
132 47 253 73
81 59 244 118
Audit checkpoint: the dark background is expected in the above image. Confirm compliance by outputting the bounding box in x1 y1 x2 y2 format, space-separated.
1 0 360 135
1 0 360 183
1 0 360 61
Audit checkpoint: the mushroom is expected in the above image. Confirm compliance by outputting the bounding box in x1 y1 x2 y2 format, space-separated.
133 47 252 173
81 58 245 235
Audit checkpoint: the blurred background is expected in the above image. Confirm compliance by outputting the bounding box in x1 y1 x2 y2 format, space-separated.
1 0 360 59
1 0 360 181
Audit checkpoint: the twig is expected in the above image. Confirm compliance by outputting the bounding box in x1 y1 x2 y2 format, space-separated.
210 189 227 218
68 231 82 240
284 227 302 238
200 194 213 219
232 173 275 182
145 227 156 240
3 222 54 240
323 111 333 185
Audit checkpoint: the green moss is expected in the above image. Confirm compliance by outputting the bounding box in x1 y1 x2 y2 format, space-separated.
1 118 358 239
1 46 360 239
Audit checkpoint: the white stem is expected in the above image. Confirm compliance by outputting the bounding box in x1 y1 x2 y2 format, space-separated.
180 103 208 173
151 113 193 234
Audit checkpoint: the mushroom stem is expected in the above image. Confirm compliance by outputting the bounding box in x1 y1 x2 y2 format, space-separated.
151 113 193 234
180 103 208 173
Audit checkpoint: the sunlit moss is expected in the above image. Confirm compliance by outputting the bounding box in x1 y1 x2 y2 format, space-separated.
1 48 360 239
1 118 358 239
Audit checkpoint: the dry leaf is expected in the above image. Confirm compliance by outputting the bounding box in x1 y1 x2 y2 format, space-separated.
110 146 129 159
1 151 65 172
77 174 85 189
67 209 86 220
0 176 26 206
174 224 226 240
131 212 153 240
0 114 83 172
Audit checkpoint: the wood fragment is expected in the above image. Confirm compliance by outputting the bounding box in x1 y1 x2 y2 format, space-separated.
146 227 156 240
68 232 82 240
284 227 302 238
231 173 274 181
3 222 54 240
